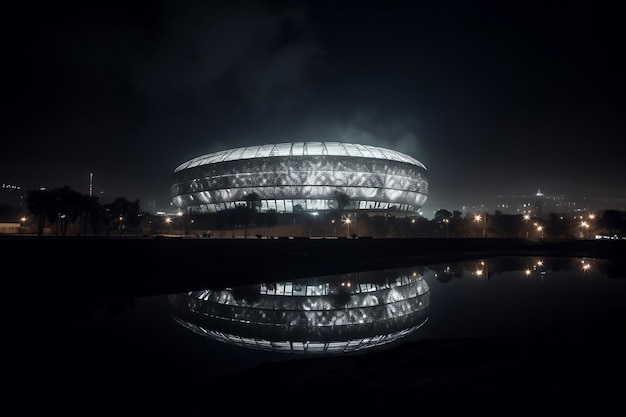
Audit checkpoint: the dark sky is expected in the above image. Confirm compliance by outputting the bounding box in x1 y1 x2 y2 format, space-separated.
2 0 625 215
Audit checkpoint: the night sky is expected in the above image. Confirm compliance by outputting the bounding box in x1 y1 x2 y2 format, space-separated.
2 0 625 215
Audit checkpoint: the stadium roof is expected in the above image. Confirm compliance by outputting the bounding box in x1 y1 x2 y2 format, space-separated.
174 142 427 172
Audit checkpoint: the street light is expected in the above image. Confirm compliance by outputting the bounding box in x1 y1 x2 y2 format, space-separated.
585 213 595 238
342 214 352 238
474 213 486 238
536 224 543 239
523 214 531 238
581 221 589 239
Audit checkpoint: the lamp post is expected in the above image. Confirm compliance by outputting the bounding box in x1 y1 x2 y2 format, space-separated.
586 213 595 239
342 214 351 238
474 213 486 238
177 211 186 237
483 211 487 238
581 221 589 239
523 214 530 238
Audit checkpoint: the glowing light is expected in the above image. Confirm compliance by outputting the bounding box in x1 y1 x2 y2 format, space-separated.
342 214 352 237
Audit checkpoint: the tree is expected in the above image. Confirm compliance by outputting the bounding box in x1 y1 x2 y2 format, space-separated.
369 214 387 238
49 187 74 236
241 192 262 238
266 209 277 238
80 195 100 236
244 192 261 212
102 197 145 235
26 189 54 236
333 190 351 211
216 210 228 237
332 190 356 236
228 204 254 238
87 199 106 236
434 209 453 222
434 209 453 237
600 209 625 237
450 210 465 237
54 186 90 236
25 186 84 236
25 184 147 236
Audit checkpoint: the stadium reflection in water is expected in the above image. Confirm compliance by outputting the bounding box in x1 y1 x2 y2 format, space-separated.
169 270 430 354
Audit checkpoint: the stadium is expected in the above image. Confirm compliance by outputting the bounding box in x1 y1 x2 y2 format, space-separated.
171 142 428 215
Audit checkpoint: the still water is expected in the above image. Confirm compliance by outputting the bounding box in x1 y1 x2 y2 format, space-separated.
6 255 626 415
18 255 626 375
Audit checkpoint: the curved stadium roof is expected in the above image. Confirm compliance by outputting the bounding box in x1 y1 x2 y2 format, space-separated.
174 142 427 172
171 141 428 215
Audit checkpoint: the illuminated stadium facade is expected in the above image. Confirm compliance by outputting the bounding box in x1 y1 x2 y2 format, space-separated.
169 271 430 354
171 142 428 214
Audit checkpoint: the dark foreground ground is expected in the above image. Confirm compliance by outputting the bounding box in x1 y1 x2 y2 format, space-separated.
2 236 626 416
2 235 625 297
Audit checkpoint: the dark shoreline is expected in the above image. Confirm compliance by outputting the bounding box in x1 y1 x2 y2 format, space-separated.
3 235 625 297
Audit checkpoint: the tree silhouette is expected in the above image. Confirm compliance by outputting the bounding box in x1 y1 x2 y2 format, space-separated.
228 204 255 238
434 209 452 237
434 209 453 222
26 189 54 236
333 190 351 211
265 209 277 238
600 209 625 237
56 186 89 236
450 210 465 237
87 198 105 236
244 192 261 212
102 197 144 235
31 186 84 236
26 185 147 237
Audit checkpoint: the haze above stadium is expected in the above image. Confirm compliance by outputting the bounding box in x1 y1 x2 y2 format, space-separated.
2 0 624 215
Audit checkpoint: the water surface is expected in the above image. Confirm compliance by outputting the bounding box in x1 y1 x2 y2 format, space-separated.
6 255 626 416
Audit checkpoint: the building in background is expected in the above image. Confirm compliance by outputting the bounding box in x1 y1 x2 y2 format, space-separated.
462 189 600 218
0 182 25 210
